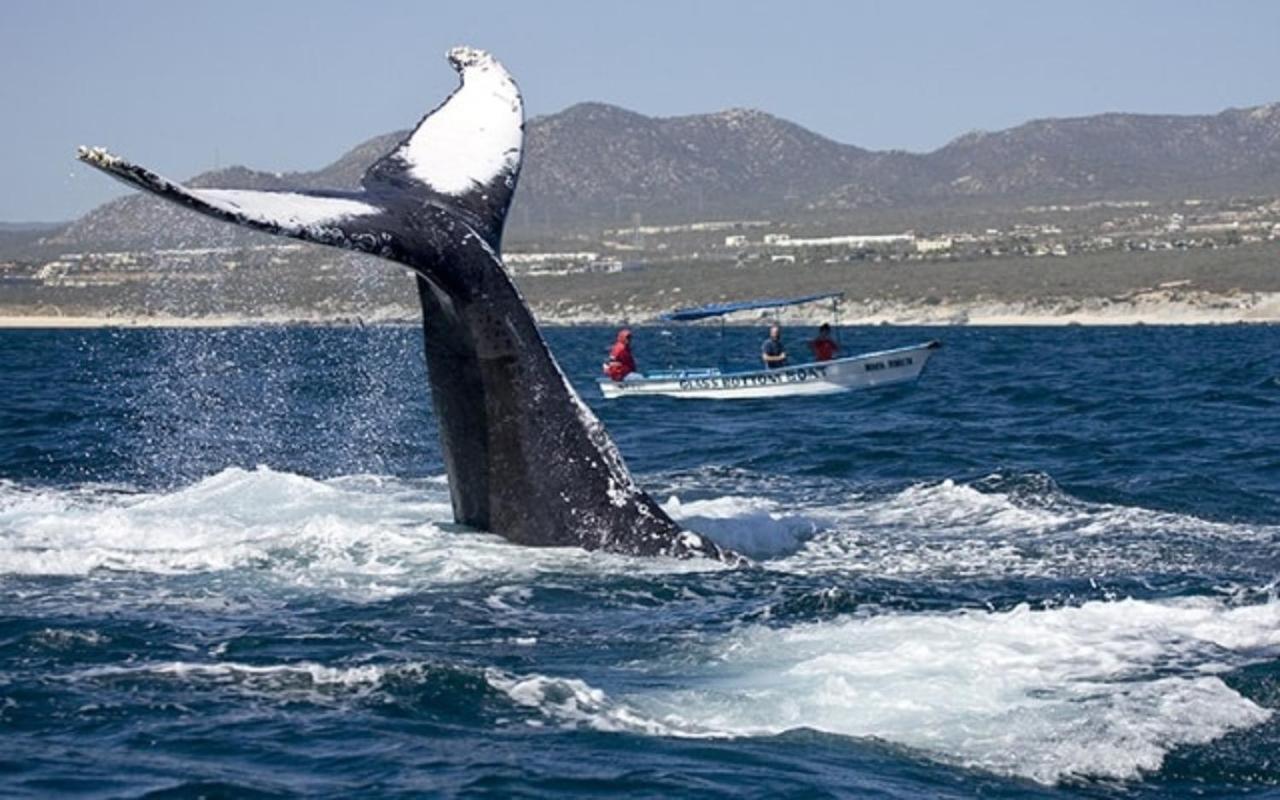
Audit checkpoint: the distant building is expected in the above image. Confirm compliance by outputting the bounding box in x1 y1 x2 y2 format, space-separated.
724 235 748 247
772 233 913 249
503 251 602 275
915 237 953 254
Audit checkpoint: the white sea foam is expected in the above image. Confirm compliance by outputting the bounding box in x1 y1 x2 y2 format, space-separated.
653 597 1279 783
486 670 677 736
3 468 1273 589
3 467 1273 590
778 477 1280 578
485 596 1280 785
663 495 818 558
69 659 416 707
0 468 723 593
32 628 111 649
0 468 450 586
77 659 393 688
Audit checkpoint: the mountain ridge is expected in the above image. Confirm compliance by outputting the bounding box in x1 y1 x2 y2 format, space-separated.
42 99 1280 251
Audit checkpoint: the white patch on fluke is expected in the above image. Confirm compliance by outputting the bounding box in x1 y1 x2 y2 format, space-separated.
400 47 523 194
75 146 382 237
196 189 381 229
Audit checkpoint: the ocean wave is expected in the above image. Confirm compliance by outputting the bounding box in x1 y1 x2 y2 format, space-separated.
485 670 686 737
74 659 396 689
629 595 1280 785
0 468 725 591
0 467 453 584
778 472 1280 579
4 466 1275 589
8 462 1279 788
460 594 1280 785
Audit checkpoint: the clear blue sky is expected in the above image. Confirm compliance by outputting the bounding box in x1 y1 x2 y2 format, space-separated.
4 0 1279 221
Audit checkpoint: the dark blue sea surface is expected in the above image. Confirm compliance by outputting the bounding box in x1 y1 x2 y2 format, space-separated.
1 324 1278 798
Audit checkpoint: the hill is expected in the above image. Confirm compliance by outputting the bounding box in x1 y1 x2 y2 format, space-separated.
39 100 1280 252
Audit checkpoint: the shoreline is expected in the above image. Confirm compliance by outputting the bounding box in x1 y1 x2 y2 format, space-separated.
1 291 1278 329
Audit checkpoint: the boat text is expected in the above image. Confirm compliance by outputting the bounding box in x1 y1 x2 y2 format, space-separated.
674 365 830 391
864 356 913 372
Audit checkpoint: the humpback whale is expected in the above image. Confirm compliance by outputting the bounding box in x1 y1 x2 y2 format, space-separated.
78 47 734 561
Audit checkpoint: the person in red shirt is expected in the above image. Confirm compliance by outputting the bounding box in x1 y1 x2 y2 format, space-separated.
809 323 839 362
603 328 637 381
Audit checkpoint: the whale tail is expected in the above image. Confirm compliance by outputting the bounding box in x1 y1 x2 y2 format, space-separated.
76 47 737 563
76 45 524 256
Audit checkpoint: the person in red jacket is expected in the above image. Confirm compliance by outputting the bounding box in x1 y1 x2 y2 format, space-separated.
809 323 839 362
603 328 637 381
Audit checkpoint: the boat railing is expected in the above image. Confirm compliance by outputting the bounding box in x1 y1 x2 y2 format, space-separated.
643 367 723 380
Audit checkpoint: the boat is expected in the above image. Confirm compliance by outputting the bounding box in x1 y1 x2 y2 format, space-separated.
598 292 942 400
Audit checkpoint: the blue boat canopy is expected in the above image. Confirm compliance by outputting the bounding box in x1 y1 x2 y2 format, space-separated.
659 291 844 322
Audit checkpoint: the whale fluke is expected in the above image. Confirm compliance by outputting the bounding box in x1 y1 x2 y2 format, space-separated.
75 146 392 253
363 46 523 250
77 48 738 563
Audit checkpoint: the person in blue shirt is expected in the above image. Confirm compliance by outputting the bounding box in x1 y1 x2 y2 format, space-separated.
761 324 787 369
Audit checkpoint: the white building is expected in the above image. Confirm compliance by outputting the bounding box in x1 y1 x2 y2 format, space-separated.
915 237 953 254
773 233 913 249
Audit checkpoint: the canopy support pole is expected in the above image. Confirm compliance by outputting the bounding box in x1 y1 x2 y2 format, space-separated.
718 316 726 373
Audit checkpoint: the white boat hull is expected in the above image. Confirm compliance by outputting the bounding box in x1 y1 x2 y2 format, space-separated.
599 341 941 400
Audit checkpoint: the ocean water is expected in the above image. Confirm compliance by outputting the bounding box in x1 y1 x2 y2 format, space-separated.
1 323 1278 799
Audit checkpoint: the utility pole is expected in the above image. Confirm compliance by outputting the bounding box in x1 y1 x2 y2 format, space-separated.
631 211 643 250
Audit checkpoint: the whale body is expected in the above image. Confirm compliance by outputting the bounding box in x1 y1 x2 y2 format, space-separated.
78 47 734 561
